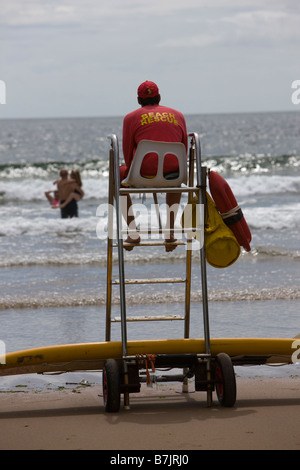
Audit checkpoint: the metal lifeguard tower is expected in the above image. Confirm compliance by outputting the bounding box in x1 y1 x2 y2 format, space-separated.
103 132 236 412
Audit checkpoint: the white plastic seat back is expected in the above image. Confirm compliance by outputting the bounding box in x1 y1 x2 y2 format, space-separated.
121 140 187 188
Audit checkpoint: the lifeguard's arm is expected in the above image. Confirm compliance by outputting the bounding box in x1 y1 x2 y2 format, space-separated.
122 114 135 168
181 114 188 151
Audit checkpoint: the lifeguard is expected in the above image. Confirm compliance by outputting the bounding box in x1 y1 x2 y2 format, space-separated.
120 81 188 251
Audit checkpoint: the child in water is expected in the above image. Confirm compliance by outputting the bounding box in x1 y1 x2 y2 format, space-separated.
45 190 59 206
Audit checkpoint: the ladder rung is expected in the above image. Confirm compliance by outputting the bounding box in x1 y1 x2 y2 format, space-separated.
120 232 201 240
113 277 186 285
121 228 202 235
119 186 200 194
112 314 184 322
113 240 187 247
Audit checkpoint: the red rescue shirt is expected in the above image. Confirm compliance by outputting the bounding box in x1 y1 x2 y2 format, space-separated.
121 104 188 180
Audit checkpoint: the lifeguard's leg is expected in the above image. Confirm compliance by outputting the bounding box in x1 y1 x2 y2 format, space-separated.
120 194 140 243
119 165 141 247
165 192 181 252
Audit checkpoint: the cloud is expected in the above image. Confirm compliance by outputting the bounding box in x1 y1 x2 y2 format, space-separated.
2 0 300 118
161 34 219 48
2 2 75 27
1 0 134 30
221 9 300 45
0 0 278 28
3 0 299 47
159 4 300 50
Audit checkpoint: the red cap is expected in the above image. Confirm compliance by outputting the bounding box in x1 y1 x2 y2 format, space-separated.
137 81 159 99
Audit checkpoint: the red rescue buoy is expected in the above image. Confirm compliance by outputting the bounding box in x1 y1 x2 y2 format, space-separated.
209 170 251 251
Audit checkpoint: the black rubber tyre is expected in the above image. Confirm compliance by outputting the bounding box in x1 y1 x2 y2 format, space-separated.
103 359 121 412
215 353 236 407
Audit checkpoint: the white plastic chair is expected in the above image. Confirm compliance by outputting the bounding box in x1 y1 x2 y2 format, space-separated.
121 140 187 188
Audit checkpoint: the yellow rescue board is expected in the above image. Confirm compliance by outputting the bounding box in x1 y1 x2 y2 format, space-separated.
0 338 296 377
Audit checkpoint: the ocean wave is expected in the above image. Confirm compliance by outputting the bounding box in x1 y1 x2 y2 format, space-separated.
0 213 102 238
0 173 299 205
0 178 108 203
204 153 300 175
0 160 109 180
0 244 298 269
244 202 300 230
227 174 300 198
1 286 299 310
1 201 298 241
0 247 189 268
0 153 299 180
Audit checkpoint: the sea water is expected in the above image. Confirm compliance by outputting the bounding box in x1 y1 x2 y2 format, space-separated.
0 111 299 385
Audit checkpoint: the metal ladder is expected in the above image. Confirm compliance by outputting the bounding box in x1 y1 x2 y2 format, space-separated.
105 133 212 403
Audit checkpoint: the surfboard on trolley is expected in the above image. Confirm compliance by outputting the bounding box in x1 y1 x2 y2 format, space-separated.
0 337 297 377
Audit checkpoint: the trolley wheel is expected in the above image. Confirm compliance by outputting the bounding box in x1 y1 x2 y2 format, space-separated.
103 359 121 412
215 353 236 407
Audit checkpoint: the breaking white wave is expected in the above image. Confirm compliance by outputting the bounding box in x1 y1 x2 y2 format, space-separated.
226 174 300 198
1 285 299 311
1 172 299 207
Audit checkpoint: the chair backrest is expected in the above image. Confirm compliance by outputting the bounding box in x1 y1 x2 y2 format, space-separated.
121 140 187 188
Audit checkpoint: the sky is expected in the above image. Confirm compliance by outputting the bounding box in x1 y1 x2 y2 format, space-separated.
1 0 300 119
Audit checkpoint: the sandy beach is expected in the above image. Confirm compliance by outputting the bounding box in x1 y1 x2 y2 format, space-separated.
0 376 299 451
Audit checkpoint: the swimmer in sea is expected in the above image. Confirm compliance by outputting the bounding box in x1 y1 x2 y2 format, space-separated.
54 169 84 209
52 168 80 218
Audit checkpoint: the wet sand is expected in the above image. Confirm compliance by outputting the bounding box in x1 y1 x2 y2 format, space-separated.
0 376 299 451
